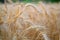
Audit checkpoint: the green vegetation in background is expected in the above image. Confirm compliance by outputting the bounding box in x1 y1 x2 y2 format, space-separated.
0 0 4 3
19 0 60 3
22 0 40 2
44 0 60 3
12 0 17 2
0 0 60 3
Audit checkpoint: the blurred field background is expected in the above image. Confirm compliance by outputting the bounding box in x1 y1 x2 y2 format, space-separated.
0 0 60 40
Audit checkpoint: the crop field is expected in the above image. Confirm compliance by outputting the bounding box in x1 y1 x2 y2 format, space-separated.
0 2 60 40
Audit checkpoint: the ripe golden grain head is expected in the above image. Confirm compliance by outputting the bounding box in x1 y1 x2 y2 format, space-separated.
0 3 60 40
